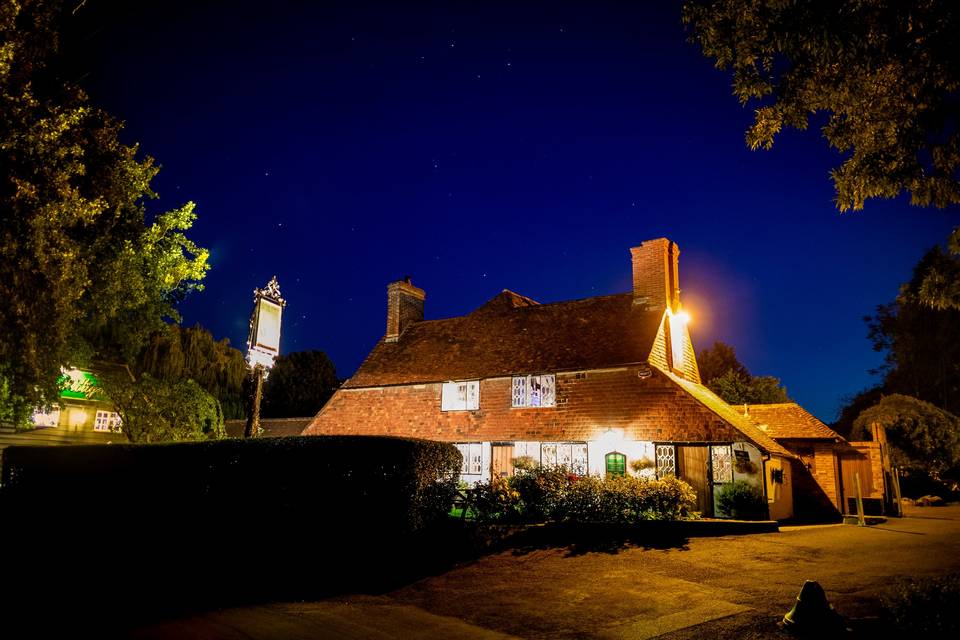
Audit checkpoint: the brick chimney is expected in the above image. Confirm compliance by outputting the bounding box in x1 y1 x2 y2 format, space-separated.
385 277 425 342
630 238 680 312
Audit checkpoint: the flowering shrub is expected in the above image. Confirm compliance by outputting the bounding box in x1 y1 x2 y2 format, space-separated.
470 466 698 524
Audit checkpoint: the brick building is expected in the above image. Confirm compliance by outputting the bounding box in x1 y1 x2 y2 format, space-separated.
306 238 816 519
746 403 888 518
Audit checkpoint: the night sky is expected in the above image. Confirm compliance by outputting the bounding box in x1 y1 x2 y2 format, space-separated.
66 1 957 422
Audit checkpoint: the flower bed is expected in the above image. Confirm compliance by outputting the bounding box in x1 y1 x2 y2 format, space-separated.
470 466 698 524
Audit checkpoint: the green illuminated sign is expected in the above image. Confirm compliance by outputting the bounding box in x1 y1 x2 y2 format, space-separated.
57 370 104 400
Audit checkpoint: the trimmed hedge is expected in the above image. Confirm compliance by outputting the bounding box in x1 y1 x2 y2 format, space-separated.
2 435 460 532
0 436 461 630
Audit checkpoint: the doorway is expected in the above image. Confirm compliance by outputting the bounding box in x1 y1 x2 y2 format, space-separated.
677 445 710 516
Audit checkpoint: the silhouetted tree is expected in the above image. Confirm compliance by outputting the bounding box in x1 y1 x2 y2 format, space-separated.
853 394 960 481
135 324 248 420
866 246 960 415
262 351 339 418
683 1 960 211
697 342 790 405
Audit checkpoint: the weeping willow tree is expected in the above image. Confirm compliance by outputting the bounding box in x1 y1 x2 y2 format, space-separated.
135 324 247 420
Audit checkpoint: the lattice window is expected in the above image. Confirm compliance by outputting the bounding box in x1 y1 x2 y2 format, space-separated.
571 443 589 475
511 375 556 408
655 444 676 477
711 445 733 484
541 442 558 467
94 410 122 433
455 443 483 475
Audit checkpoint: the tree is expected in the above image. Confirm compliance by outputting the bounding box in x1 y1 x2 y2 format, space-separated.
697 341 749 385
866 245 960 415
853 394 960 480
100 373 224 444
697 341 790 404
916 228 960 311
0 1 208 425
261 351 339 418
136 324 247 420
682 1 960 211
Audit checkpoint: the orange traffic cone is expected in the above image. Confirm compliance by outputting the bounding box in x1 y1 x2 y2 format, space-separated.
782 580 847 634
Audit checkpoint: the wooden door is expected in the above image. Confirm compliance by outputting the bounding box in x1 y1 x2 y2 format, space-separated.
839 452 873 514
491 444 514 478
678 445 710 516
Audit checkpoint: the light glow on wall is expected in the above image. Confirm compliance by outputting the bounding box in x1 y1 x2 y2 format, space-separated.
68 408 88 427
596 427 626 453
668 309 691 370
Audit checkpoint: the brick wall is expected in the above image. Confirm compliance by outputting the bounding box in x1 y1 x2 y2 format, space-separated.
307 366 746 444
385 279 425 341
779 439 842 517
631 238 678 311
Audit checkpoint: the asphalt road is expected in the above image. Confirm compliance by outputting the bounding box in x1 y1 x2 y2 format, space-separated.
133 505 960 639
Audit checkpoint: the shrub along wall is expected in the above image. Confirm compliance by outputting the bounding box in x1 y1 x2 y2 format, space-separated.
0 436 461 630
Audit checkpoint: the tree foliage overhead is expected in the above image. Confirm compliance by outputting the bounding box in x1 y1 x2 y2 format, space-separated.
136 324 247 420
0 0 209 422
697 341 791 405
261 350 339 419
916 227 960 311
99 372 224 444
853 394 960 479
867 244 960 415
682 0 960 211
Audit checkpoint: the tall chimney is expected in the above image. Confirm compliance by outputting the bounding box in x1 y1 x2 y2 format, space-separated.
630 238 680 312
385 277 425 342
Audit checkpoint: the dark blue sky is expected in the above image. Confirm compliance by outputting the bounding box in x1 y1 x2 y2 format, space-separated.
70 1 957 422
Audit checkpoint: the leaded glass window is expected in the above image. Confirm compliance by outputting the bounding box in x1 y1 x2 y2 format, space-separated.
541 442 558 467
455 442 483 475
655 444 676 477
511 375 556 407
711 445 733 484
571 444 589 475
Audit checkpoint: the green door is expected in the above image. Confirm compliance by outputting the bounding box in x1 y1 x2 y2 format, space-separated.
605 452 626 477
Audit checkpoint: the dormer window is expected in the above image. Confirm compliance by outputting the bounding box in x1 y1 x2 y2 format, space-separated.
512 374 556 408
441 380 480 411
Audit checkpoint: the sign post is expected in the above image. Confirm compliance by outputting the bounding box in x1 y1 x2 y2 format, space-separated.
244 276 286 438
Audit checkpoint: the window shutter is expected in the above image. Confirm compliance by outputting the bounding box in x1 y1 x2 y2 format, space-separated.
541 375 556 407
441 382 456 411
466 381 479 410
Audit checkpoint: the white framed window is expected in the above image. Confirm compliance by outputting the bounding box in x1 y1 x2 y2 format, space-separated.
441 380 479 411
540 442 588 475
511 374 556 408
454 442 483 475
94 410 122 433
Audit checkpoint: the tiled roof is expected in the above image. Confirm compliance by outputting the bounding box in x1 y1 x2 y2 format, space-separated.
223 417 312 438
658 370 795 458
344 291 664 388
744 403 843 441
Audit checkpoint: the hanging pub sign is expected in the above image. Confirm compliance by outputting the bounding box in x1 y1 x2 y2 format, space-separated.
246 276 286 370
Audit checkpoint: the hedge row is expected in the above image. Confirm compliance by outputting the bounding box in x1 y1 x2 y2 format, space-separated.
0 436 461 630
